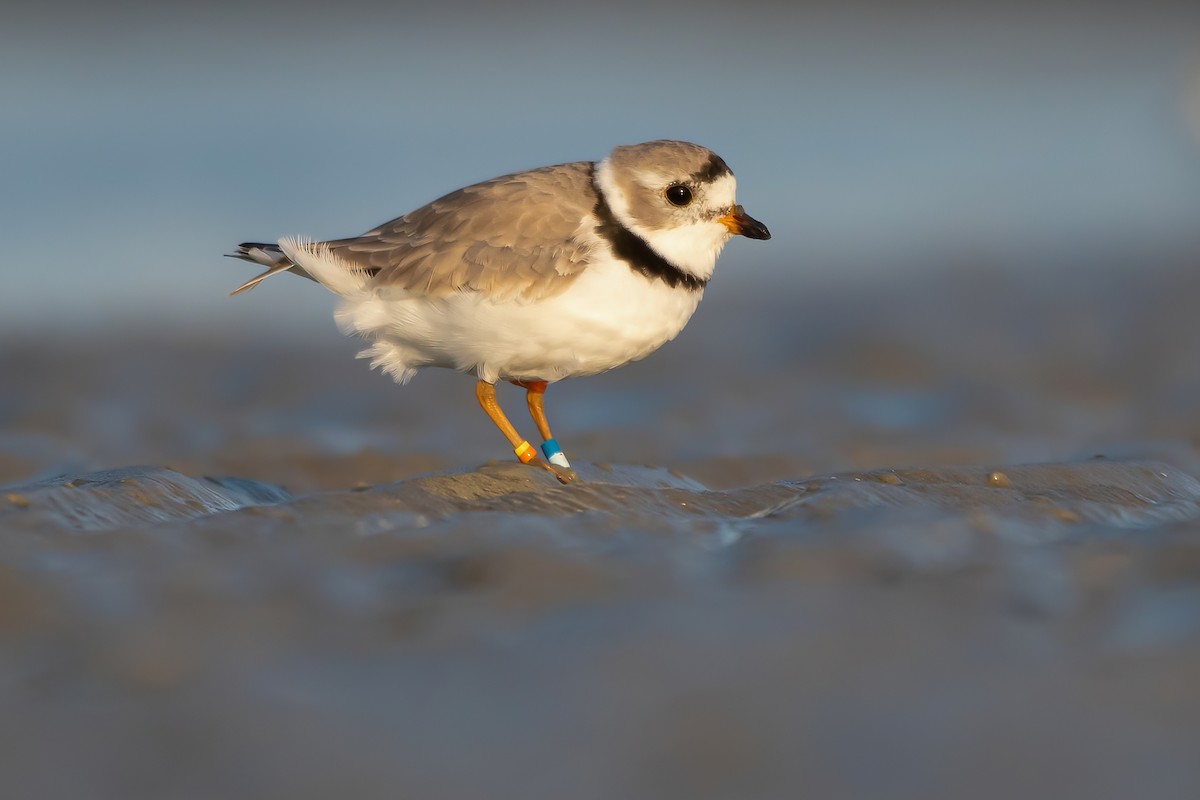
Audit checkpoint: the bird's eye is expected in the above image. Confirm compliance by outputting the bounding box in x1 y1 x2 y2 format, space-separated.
665 184 693 206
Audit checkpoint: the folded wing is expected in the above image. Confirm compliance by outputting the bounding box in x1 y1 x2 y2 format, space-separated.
327 161 599 302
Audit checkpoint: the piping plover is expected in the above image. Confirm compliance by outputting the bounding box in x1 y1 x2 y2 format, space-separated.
228 140 770 482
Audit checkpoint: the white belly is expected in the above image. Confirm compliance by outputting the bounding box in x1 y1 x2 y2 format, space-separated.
337 258 704 384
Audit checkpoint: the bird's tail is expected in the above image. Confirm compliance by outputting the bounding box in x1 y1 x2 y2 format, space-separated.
225 238 373 297
225 242 302 296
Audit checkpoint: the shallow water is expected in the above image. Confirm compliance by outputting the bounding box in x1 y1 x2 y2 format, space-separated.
4 264 1200 798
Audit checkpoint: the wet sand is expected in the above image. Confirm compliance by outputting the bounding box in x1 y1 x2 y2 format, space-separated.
3 262 1200 798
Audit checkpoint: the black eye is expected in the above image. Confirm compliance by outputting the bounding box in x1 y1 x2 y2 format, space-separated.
665 184 693 206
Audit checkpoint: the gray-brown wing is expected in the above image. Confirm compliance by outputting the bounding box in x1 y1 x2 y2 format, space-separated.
325 161 599 302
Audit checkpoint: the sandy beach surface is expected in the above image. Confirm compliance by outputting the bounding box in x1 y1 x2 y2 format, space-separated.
3 261 1200 799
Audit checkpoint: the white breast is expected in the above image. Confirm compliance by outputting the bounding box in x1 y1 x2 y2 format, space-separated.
338 256 704 384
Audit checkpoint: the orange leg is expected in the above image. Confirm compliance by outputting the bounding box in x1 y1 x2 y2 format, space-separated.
512 380 572 470
476 380 575 483
514 380 552 440
475 380 530 456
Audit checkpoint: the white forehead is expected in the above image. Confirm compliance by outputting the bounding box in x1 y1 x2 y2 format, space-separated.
705 173 737 207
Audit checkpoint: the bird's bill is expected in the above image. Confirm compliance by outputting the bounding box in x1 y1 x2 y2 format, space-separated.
719 205 771 240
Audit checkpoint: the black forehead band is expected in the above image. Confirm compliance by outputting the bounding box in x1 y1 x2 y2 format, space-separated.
689 153 733 184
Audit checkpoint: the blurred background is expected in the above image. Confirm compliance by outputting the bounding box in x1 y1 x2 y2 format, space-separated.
6 5 1200 800
3 0 1199 340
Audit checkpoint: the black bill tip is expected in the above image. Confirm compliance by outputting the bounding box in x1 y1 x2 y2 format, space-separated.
721 205 771 240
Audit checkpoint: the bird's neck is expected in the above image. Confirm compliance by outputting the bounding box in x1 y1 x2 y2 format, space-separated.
591 159 723 289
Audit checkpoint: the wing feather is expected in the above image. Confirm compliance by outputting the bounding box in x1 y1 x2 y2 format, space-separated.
326 161 598 302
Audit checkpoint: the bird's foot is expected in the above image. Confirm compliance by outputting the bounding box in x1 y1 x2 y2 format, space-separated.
534 459 577 484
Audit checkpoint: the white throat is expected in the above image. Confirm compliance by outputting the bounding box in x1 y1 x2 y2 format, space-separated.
595 158 734 282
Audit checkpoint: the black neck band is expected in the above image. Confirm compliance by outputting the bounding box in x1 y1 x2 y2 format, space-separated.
589 164 707 292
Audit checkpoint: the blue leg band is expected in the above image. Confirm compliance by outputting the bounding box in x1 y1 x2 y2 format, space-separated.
541 439 571 468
